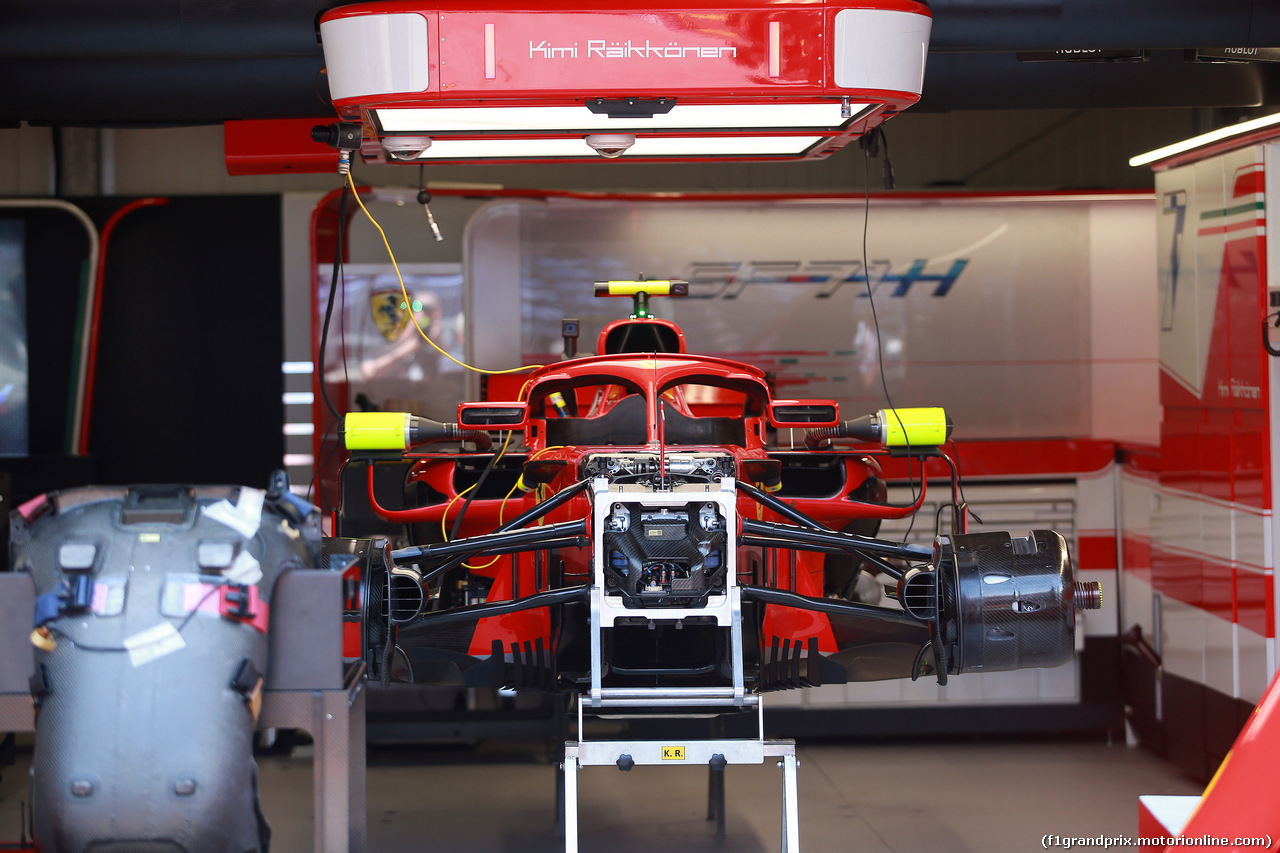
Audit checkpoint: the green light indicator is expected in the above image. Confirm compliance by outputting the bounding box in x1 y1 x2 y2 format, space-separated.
400 301 408 310
411 299 423 312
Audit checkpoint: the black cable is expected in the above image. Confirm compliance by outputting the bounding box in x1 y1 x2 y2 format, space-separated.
946 439 982 527
42 626 127 653
861 138 918 544
947 440 974 514
879 128 894 190
313 183 352 515
900 455 918 545
309 416 343 513
449 431 509 542
339 257 351 413
934 502 950 538
317 182 351 421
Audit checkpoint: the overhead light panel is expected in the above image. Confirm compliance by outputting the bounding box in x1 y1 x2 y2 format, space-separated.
306 1 933 165
403 135 826 161
1130 110 1280 168
374 103 873 135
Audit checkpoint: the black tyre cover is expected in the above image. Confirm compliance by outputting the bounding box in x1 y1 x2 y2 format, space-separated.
9 482 321 853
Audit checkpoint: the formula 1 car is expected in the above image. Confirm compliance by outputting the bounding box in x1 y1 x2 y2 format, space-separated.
335 282 1101 713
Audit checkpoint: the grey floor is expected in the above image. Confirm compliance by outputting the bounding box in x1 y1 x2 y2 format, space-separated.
0 734 1204 852
280 735 1199 853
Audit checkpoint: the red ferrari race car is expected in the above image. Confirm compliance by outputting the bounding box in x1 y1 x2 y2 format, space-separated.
335 282 1102 713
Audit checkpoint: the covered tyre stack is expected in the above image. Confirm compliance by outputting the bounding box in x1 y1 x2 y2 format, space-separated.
8 475 322 853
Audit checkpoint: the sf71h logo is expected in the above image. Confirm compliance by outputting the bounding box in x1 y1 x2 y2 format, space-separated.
683 259 967 299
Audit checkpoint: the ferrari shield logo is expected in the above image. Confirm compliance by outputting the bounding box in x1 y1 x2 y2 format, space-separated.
370 291 411 342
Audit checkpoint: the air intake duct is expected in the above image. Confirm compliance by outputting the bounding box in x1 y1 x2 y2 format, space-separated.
805 407 952 449
929 529 1100 675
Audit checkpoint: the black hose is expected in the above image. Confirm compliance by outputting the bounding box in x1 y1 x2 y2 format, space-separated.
803 424 843 449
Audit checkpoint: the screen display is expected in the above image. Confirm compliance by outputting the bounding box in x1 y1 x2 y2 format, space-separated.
0 219 26 456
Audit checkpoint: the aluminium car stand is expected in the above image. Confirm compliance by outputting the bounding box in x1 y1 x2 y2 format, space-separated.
0 569 366 853
561 694 800 853
561 577 800 852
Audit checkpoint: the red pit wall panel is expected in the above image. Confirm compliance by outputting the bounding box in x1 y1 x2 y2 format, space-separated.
1123 531 1154 585
1151 147 1274 665
1203 559 1233 623
1237 568 1272 638
1075 533 1117 572
1235 411 1267 509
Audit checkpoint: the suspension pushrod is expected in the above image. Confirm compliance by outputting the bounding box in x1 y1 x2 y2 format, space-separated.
418 531 588 587
421 478 592 581
497 478 591 533
737 481 830 530
740 535 845 554
738 536 905 581
740 518 932 560
392 519 587 563
740 585 922 625
402 584 590 632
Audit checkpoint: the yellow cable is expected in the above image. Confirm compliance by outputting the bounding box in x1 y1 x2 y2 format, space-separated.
494 427 515 463
440 485 475 542
437 431 517 570
523 446 565 529
462 480 521 570
440 430 513 541
345 174 542 376
436 436 565 570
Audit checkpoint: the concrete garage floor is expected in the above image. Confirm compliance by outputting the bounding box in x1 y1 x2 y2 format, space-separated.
274 736 1199 853
0 735 1204 852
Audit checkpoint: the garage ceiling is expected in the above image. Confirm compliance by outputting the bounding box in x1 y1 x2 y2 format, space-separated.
2 0 1280 125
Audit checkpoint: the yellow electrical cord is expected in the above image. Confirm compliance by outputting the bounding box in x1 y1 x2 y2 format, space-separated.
438 439 567 568
440 430 513 540
526 445 564 530
438 430 515 570
440 484 478 542
345 173 542 376
459 480 523 570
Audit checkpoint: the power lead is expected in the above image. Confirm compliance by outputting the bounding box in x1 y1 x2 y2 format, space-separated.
311 122 363 175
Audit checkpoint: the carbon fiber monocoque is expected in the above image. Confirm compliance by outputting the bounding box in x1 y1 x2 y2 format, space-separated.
602 502 728 607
